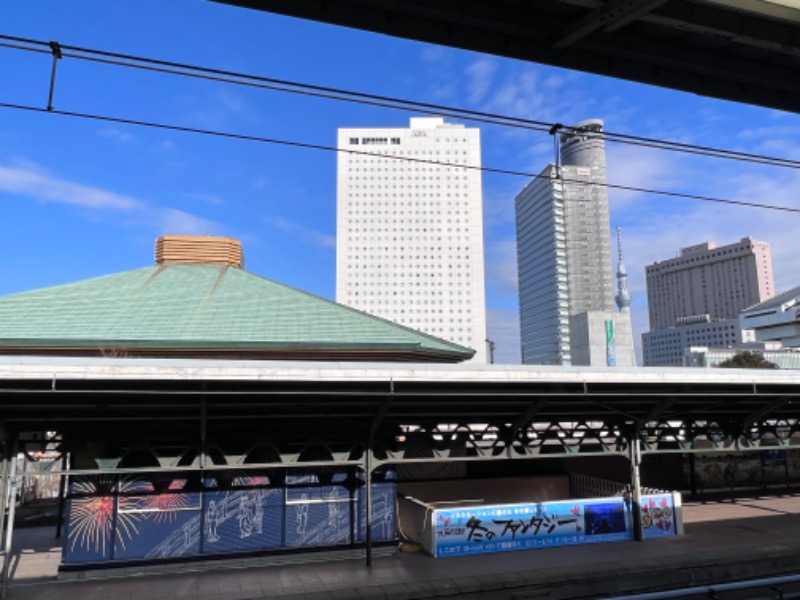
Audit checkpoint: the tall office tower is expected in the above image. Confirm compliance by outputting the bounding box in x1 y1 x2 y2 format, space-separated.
515 119 634 366
516 163 571 365
336 117 487 363
559 120 616 316
642 237 775 366
645 237 774 331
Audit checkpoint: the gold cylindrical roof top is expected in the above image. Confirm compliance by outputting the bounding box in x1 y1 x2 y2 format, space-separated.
155 235 244 268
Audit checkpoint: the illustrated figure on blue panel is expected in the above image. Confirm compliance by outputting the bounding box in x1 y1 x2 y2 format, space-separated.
238 495 251 538
205 500 220 543
254 493 264 535
327 488 341 528
380 511 393 538
238 492 264 539
296 494 309 536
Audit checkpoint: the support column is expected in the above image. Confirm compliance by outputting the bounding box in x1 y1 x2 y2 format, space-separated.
200 395 208 470
364 444 372 567
55 452 68 539
1 438 18 599
629 430 643 541
0 447 9 551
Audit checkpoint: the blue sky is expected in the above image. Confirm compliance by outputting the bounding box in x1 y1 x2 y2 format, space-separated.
2 1 800 364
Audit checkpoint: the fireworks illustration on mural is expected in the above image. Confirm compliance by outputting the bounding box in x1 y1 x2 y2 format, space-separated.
68 476 142 554
143 479 191 523
233 475 270 487
117 478 193 524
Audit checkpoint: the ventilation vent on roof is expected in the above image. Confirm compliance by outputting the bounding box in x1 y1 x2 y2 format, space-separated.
155 235 244 268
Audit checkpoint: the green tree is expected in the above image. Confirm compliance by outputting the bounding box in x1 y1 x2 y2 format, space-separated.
717 351 778 369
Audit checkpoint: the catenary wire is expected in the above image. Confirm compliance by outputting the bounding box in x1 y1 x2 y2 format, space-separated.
1 100 798 215
2 34 800 171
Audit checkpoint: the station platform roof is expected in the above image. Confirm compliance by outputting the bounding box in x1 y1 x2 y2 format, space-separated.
215 0 800 114
1 356 798 465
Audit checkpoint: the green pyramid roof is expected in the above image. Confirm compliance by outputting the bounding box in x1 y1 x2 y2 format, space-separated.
0 265 474 362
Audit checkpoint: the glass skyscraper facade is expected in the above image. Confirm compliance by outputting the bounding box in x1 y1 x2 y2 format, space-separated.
516 119 627 366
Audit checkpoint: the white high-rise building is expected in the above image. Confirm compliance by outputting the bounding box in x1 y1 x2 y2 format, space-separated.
336 117 487 362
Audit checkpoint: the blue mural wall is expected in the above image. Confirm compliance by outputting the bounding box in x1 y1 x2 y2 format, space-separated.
690 450 800 490
63 468 397 565
202 475 284 555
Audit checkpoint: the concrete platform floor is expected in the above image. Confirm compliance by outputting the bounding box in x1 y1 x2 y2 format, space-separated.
6 492 800 600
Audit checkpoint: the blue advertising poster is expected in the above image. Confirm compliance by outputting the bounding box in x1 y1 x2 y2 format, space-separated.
433 498 633 557
639 494 677 538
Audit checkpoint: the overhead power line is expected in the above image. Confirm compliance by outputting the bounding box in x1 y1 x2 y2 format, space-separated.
2 34 800 171
1 100 798 215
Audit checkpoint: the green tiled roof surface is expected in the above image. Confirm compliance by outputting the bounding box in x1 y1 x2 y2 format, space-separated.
0 265 473 357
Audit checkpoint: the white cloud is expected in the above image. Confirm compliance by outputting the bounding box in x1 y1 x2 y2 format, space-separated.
156 140 175 152
475 67 594 146
154 208 223 236
265 216 335 249
465 59 497 105
426 82 458 102
184 192 226 206
734 125 800 160
737 125 800 141
607 143 682 209
0 159 228 238
98 127 134 144
0 161 142 211
187 88 260 130
483 69 548 120
420 45 449 64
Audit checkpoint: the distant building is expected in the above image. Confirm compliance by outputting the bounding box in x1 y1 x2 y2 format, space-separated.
643 316 744 367
336 117 487 362
740 284 800 348
645 237 774 331
570 310 635 367
515 119 634 366
642 237 775 366
683 343 800 370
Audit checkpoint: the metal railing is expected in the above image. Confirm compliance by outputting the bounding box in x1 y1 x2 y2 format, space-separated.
569 472 668 498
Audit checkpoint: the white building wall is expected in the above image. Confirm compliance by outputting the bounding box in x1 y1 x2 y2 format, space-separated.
336 118 487 362
570 311 635 367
